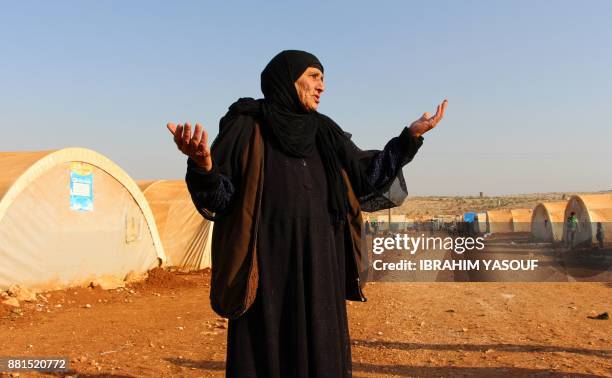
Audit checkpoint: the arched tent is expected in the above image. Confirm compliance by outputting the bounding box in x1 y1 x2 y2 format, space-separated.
486 209 513 234
0 148 166 290
510 208 533 232
137 180 212 270
475 212 487 233
531 201 567 242
563 194 612 246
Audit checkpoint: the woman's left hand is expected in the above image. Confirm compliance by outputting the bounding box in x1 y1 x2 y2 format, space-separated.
409 99 448 137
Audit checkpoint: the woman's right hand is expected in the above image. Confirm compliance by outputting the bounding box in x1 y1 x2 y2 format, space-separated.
167 122 213 172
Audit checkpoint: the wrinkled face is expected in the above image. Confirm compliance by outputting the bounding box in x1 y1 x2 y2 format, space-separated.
294 67 325 111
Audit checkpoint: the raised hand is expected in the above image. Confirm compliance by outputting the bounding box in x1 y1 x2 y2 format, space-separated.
167 122 213 172
409 99 448 137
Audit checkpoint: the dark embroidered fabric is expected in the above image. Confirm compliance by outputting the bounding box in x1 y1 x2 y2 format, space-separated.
186 158 235 221
366 127 421 188
358 127 423 212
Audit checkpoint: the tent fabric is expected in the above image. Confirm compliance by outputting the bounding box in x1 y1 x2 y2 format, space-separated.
377 215 390 223
510 208 533 232
0 148 166 290
486 209 513 234
463 212 476 223
531 201 567 242
137 180 212 270
390 214 407 223
475 212 487 234
563 194 612 245
389 214 409 231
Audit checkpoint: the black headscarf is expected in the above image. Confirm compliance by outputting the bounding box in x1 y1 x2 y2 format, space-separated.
224 50 350 225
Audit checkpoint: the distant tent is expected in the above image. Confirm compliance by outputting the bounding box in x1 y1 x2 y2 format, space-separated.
563 194 612 246
510 208 533 232
475 212 487 233
463 212 476 223
137 180 212 270
486 209 513 233
531 201 567 242
390 214 406 222
0 148 165 290
389 214 408 231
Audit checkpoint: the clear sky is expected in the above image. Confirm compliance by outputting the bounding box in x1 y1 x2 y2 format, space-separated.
1 1 610 196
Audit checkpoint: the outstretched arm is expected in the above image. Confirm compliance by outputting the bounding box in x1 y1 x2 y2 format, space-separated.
167 122 235 218
367 99 448 189
167 122 212 171
408 99 448 138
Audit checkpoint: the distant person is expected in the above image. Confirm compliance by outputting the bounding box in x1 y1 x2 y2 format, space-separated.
371 219 378 235
364 219 371 235
596 222 604 249
566 212 578 249
167 50 448 377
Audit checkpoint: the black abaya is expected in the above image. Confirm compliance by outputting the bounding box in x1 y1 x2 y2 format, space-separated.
226 136 351 378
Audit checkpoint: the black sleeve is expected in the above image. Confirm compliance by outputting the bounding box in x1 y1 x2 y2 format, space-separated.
184 115 254 221
185 158 235 220
340 127 424 212
366 127 423 189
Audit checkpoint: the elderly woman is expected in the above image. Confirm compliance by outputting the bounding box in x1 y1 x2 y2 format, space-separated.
168 50 447 378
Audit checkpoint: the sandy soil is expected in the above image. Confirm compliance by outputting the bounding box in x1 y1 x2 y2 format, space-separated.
1 268 610 378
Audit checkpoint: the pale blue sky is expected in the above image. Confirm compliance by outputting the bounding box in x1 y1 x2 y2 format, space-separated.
1 1 610 195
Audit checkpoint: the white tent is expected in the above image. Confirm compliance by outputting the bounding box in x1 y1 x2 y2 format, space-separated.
531 201 567 242
137 180 212 270
0 148 165 290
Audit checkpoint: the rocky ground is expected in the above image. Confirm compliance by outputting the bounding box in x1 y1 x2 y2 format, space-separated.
1 268 610 377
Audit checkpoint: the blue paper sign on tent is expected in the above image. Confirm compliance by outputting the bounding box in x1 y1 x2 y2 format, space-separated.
70 163 94 211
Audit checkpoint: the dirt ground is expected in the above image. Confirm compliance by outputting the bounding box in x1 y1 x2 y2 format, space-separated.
1 268 610 378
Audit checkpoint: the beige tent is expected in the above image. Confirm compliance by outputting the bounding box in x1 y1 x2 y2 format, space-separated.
486 209 513 233
531 201 567 242
137 180 212 270
390 214 406 224
510 208 533 232
390 214 409 231
563 194 612 245
475 212 487 233
0 148 165 290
